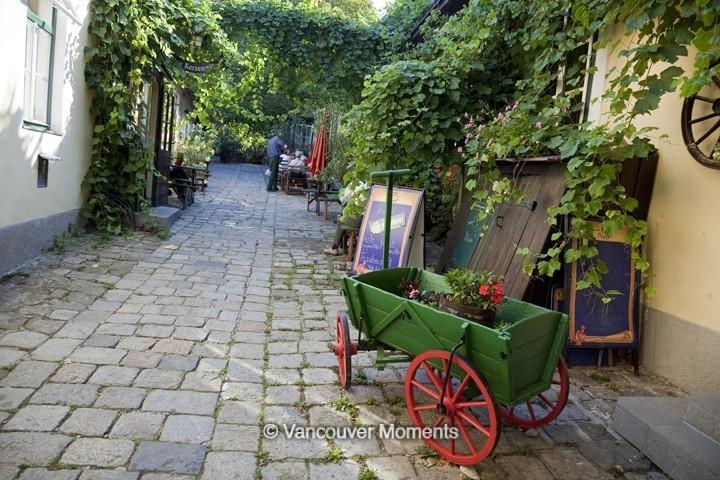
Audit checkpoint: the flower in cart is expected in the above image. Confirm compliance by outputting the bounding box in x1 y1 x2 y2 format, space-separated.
477 277 505 306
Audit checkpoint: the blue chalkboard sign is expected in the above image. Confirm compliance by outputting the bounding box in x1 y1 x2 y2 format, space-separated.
353 186 423 274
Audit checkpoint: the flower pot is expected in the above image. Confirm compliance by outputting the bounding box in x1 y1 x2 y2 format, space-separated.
438 295 495 327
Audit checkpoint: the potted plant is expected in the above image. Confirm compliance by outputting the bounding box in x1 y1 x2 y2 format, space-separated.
438 268 504 326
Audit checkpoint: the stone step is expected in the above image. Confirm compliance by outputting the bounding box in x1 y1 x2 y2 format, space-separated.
136 206 182 230
684 391 720 444
613 396 720 480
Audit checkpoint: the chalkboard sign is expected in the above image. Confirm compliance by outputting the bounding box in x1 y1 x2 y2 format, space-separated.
569 222 638 346
353 186 424 274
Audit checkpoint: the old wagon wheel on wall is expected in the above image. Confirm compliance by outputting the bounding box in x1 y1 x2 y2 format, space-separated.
681 73 720 169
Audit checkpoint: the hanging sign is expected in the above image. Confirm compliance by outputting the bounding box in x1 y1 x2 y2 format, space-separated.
176 57 216 74
353 186 424 274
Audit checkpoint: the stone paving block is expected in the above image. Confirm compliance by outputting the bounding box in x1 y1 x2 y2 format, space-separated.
134 369 184 389
59 408 117 436
196 357 227 373
84 335 122 348
0 360 58 387
130 441 207 474
200 451 256 480
143 390 217 415
578 440 651 472
110 412 164 440
18 467 81 480
221 382 263 402
227 359 263 383
304 352 336 368
304 385 341 405
206 331 232 344
95 323 136 336
55 322 98 340
160 414 215 443
95 387 146 409
267 342 297 355
78 470 139 480
308 461 360 480
172 327 208 341
61 438 135 467
49 309 79 320
107 313 141 324
89 366 140 386
211 423 259 451
365 456 417 480
298 341 328 353
0 432 72 464
3 405 69 431
69 347 127 365
495 455 554 479
228 343 264 360
122 351 162 368
265 368 301 386
30 383 99 406
137 325 174 338
308 406 351 426
158 354 198 372
265 385 301 405
0 466 20 480
89 300 121 313
265 406 306 426
0 387 34 409
267 353 302 368
191 343 228 358
117 337 158 352
152 339 193 355
539 448 608 479
31 338 82 361
261 461 308 480
0 349 26 368
217 401 261 425
140 315 176 326
302 368 337 385
181 372 222 392
0 331 49 349
25 320 64 335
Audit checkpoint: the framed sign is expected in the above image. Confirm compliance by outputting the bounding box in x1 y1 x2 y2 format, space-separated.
568 222 638 346
352 186 424 274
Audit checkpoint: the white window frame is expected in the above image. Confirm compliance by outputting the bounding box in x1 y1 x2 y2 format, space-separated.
23 7 56 130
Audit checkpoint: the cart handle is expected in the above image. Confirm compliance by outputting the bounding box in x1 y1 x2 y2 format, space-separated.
370 169 412 179
370 169 412 269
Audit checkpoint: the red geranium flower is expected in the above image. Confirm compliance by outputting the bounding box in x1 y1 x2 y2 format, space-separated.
478 284 490 295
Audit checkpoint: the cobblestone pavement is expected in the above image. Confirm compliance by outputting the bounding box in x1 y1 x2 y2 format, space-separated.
0 163 683 479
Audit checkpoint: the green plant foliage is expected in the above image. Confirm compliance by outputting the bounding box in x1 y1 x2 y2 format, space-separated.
219 0 387 109
83 0 233 234
176 127 214 167
342 0 720 299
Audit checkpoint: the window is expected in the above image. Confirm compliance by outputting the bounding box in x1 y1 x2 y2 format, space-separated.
24 5 56 129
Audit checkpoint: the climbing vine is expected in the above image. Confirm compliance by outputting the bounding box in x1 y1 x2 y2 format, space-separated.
342 0 720 299
83 0 232 234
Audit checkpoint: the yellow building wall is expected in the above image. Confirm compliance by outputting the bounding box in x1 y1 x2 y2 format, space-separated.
0 0 92 230
599 26 720 390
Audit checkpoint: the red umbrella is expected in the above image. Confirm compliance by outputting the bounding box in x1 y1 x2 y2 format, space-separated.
307 122 329 177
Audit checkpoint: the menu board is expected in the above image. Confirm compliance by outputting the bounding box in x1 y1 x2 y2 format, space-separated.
353 186 424 274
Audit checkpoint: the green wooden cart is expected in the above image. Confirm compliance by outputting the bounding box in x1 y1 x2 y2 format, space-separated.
333 171 569 466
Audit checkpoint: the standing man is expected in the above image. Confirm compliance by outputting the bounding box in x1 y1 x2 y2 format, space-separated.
266 132 287 192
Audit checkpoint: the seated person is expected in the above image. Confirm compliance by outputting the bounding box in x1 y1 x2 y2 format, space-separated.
169 159 189 201
279 152 292 173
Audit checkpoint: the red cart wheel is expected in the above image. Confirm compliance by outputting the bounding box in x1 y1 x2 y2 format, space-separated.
405 350 500 466
333 311 355 389
499 358 569 429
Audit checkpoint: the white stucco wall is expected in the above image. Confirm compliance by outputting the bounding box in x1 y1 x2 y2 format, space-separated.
0 0 92 229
